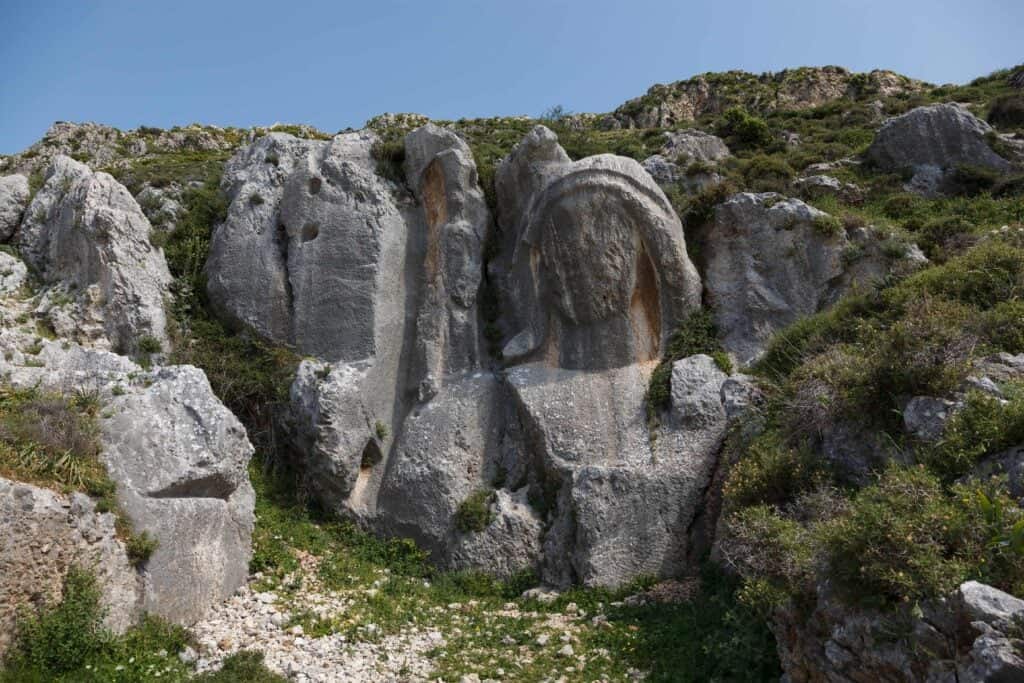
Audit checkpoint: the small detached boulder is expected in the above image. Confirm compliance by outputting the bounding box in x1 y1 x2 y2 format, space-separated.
0 174 30 241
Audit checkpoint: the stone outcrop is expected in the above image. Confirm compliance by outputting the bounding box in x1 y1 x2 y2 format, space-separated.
268 124 733 587
0 478 141 655
775 581 1024 682
865 103 1013 196
17 155 172 353
101 365 255 624
0 174 30 241
614 67 923 128
792 174 863 204
0 339 256 626
493 125 702 369
206 131 415 364
702 193 925 365
659 129 731 163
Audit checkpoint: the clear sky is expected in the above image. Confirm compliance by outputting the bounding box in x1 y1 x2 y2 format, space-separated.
1 0 1021 154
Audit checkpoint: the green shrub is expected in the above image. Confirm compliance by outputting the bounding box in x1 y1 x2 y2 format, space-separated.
918 388 1024 481
911 216 977 262
717 107 772 148
723 505 816 609
821 465 1024 606
125 531 159 566
723 432 825 509
811 213 843 237
988 94 1024 128
896 241 1024 310
137 335 162 354
743 154 795 192
4 568 110 675
455 489 494 533
978 300 1024 353
0 387 109 495
370 139 406 184
646 309 724 415
374 420 389 440
948 164 1000 196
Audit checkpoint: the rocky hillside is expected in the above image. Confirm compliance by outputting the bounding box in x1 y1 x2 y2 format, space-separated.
0 62 1023 682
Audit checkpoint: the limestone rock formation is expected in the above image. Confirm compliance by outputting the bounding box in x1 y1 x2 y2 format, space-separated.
0 251 27 296
702 193 923 365
774 580 1024 682
403 123 488 391
659 129 731 163
272 124 728 587
101 365 255 624
0 478 141 655
0 174 29 241
792 174 863 204
206 131 415 365
17 155 172 353
614 67 923 128
865 103 1012 196
493 125 702 369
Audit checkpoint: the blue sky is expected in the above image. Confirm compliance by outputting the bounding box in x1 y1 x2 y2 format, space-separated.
1 0 1021 154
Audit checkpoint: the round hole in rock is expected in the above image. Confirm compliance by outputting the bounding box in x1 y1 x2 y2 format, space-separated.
309 176 322 195
300 222 320 242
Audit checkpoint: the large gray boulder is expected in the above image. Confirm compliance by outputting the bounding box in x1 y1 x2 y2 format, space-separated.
865 103 1012 196
17 156 172 354
0 174 30 241
507 355 738 587
494 125 702 369
660 129 731 163
101 365 255 624
703 193 923 365
0 333 256 626
206 132 415 364
0 478 141 655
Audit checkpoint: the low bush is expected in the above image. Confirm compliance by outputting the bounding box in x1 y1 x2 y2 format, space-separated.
455 489 495 533
717 107 772 149
742 154 795 192
988 94 1024 128
918 388 1024 481
646 309 724 416
370 138 406 185
723 432 826 509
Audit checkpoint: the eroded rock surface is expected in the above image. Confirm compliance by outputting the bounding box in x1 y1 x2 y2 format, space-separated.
17 155 172 353
493 125 702 369
703 193 923 365
865 103 1013 196
0 478 141 655
0 174 30 241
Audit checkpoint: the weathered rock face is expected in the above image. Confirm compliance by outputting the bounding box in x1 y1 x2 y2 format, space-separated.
0 478 141 655
775 581 1024 683
866 103 1013 196
102 365 255 624
0 122 125 176
792 174 863 204
703 193 924 365
506 355 748 587
18 155 172 353
494 125 702 369
206 132 415 365
0 174 30 241
0 339 256 626
0 251 27 296
403 123 488 392
614 67 923 128
660 129 731 163
273 124 733 588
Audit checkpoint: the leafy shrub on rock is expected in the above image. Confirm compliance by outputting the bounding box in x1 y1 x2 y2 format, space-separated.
646 309 725 416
